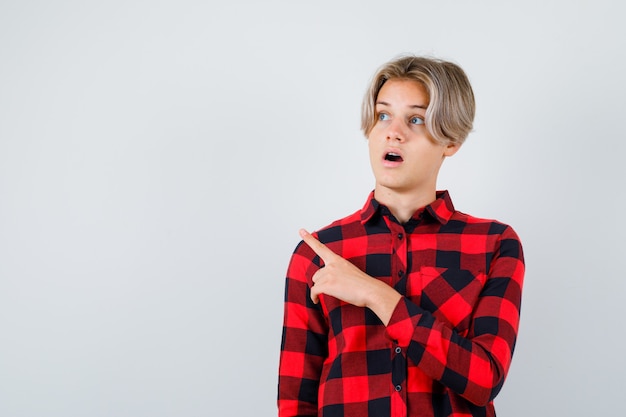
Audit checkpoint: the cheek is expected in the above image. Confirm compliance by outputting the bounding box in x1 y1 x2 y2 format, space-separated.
421 150 446 173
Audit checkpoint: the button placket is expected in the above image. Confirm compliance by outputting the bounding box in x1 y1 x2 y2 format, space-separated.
389 222 409 407
389 223 408 288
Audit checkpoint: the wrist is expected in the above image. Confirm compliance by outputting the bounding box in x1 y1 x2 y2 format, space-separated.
366 280 402 326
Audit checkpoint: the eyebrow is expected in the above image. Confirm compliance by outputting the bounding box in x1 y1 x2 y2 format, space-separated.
376 100 428 110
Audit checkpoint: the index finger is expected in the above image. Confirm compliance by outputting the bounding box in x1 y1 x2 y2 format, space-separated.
299 228 335 262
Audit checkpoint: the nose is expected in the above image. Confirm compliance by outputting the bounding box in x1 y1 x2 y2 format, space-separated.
385 119 405 142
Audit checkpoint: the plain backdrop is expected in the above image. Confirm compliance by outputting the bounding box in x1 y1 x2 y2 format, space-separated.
1 1 625 416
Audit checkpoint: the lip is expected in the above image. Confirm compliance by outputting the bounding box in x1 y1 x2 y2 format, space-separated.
382 147 404 168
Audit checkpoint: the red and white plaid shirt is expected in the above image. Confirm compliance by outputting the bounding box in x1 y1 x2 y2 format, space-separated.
278 191 525 417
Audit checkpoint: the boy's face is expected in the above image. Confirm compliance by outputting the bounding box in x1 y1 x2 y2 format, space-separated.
368 79 459 197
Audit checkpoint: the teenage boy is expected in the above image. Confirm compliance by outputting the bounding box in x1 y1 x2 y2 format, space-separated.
278 55 525 417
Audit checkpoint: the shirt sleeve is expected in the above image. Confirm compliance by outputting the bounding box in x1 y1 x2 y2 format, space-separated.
385 224 525 406
277 241 328 417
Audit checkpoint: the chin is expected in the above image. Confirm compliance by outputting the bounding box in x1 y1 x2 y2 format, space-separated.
377 181 411 192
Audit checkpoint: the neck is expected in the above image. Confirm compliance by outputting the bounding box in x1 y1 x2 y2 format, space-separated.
374 186 437 224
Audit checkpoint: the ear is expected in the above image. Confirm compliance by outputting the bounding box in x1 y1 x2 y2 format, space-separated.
443 142 461 157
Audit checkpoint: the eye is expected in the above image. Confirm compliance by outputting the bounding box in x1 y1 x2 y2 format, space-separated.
409 116 424 125
377 112 390 121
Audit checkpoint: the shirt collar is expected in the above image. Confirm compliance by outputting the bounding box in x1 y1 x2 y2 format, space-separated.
360 190 456 225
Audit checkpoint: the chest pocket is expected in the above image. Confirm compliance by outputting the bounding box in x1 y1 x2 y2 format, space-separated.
410 266 486 333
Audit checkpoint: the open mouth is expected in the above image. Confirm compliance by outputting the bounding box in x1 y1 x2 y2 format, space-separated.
385 152 403 162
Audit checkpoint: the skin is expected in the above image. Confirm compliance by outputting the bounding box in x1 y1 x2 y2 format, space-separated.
301 79 461 326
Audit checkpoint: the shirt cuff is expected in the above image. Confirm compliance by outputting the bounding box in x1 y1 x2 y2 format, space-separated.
386 297 421 347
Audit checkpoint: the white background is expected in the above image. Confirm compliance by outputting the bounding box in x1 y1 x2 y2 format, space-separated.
1 1 625 416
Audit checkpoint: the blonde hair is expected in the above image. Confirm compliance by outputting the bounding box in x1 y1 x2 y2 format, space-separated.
361 55 475 145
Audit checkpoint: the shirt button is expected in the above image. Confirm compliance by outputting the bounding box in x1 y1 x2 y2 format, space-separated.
395 347 402 354
398 270 404 278
397 233 403 240
395 385 402 392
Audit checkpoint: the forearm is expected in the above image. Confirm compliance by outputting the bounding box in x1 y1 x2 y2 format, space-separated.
386 298 513 406
386 239 524 405
278 296 327 416
364 278 403 326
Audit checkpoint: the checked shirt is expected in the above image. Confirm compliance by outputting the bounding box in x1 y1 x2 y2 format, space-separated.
278 191 525 417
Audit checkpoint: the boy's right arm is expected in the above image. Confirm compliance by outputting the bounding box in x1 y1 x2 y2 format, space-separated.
277 242 328 417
